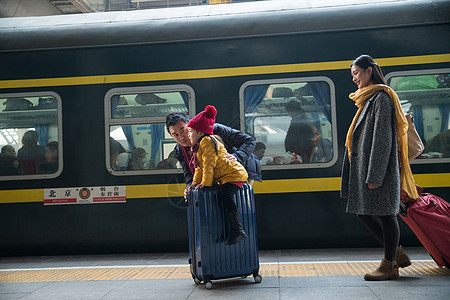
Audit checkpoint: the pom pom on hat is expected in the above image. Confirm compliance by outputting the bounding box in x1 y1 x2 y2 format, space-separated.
205 105 217 118
188 105 217 135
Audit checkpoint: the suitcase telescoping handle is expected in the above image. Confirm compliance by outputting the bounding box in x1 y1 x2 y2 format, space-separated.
399 202 408 217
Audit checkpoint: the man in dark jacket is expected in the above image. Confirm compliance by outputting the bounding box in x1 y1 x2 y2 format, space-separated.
165 112 262 185
284 100 316 163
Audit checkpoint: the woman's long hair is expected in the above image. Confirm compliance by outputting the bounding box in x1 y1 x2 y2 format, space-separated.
351 55 387 85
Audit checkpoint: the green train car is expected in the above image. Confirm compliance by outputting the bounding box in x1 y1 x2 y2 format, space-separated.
0 0 449 256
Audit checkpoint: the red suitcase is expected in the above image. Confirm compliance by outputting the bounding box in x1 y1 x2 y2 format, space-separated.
399 193 450 268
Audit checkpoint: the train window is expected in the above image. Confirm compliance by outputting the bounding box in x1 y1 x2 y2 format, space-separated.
0 92 62 179
111 91 189 119
387 70 450 162
386 69 450 163
109 124 179 171
240 78 336 168
105 85 194 174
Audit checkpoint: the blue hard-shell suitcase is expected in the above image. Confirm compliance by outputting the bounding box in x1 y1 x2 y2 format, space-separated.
187 184 261 289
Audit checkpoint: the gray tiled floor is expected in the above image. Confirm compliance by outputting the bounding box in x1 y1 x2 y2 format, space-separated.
1 248 449 300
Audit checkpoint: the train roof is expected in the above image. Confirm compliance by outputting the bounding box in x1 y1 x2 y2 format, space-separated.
0 0 449 52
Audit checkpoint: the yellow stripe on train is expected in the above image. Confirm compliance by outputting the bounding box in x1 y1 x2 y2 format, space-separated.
0 54 449 89
0 173 449 204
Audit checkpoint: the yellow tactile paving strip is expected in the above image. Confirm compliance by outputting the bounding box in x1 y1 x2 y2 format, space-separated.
0 261 448 283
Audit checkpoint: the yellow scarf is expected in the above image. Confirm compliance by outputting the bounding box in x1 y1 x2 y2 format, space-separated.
345 84 419 200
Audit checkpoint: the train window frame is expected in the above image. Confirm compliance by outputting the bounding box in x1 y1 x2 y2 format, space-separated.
385 68 450 164
0 91 63 180
104 85 195 176
239 76 338 169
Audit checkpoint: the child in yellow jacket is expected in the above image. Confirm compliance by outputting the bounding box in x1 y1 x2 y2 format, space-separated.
187 105 248 245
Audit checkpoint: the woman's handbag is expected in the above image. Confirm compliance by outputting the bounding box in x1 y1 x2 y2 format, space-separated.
406 113 424 161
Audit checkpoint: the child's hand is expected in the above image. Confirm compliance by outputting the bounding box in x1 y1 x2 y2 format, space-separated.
195 184 205 190
225 153 237 162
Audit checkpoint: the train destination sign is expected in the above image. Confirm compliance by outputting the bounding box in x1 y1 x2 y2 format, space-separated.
44 186 126 205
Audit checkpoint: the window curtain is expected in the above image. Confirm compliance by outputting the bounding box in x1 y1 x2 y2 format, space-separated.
111 95 120 117
181 91 189 113
308 82 331 122
439 104 450 131
35 125 48 147
150 124 165 163
244 85 269 129
111 95 135 151
121 126 135 151
411 105 425 142
310 111 321 132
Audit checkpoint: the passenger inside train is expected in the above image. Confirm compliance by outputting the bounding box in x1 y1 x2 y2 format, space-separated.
128 147 149 170
423 130 450 158
37 141 58 174
156 150 178 169
311 124 333 163
0 145 21 176
284 99 316 163
17 130 45 175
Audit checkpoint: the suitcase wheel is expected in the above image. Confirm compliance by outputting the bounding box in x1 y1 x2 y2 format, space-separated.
253 274 262 283
205 281 213 290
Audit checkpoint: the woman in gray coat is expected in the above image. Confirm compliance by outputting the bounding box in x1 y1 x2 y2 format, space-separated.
341 55 417 281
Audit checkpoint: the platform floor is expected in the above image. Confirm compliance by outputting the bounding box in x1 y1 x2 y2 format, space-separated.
1 247 449 299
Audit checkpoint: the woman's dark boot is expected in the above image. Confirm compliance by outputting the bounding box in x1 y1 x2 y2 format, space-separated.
226 211 247 245
397 246 411 268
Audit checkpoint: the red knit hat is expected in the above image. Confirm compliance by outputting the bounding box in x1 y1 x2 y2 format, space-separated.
188 105 217 135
